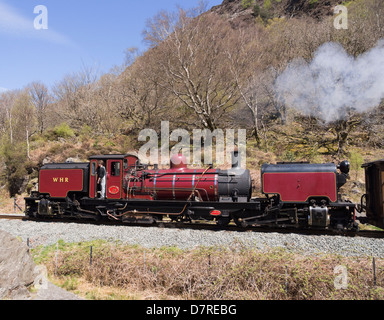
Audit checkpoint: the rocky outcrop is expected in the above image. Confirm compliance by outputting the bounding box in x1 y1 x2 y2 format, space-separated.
209 0 347 27
0 230 82 300
0 230 39 299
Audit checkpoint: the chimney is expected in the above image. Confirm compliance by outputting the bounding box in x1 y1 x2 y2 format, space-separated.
231 148 241 169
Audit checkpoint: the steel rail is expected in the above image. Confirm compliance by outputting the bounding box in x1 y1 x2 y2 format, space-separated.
0 214 26 220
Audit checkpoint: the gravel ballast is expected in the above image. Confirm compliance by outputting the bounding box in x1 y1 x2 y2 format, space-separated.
0 219 384 257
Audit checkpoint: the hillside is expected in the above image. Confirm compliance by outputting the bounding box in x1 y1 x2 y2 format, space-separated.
209 0 346 27
0 0 383 206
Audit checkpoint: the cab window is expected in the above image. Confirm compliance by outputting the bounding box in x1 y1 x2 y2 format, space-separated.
91 162 96 176
111 162 121 176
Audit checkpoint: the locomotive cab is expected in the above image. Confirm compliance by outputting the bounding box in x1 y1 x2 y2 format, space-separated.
89 154 139 200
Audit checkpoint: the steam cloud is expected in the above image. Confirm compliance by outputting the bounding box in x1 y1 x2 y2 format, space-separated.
274 40 384 123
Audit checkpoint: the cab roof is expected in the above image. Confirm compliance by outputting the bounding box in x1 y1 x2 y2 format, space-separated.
88 154 138 161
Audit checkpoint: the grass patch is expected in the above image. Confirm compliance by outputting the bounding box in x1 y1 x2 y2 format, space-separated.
32 240 384 300
359 224 384 231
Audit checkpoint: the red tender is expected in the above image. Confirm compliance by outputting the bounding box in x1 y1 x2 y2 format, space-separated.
262 172 337 203
39 169 84 198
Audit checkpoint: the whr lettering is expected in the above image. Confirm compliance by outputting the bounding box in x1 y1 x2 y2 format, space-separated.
52 177 69 183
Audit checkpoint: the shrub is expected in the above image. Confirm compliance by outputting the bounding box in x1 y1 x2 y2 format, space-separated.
253 4 261 16
45 122 75 141
53 123 75 139
264 0 272 10
260 7 273 22
241 0 254 9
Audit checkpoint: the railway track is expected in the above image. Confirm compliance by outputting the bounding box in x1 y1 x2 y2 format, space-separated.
1 213 384 239
0 214 25 221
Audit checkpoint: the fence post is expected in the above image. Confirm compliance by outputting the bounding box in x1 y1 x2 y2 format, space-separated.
285 265 288 293
55 242 59 276
143 248 146 273
373 257 377 287
90 246 93 267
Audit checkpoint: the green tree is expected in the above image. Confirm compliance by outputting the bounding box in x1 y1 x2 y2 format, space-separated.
0 139 29 197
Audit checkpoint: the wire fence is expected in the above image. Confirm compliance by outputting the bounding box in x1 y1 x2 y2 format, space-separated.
28 240 384 300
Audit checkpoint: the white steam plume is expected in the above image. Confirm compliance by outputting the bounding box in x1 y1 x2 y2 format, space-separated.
274 40 384 123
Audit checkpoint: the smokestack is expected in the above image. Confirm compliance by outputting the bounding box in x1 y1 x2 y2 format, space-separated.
232 149 241 169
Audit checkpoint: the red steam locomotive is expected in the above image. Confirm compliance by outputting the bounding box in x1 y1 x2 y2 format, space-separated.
24 150 374 232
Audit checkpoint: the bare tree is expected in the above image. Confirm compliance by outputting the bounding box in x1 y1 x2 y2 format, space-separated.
117 57 167 133
29 82 51 134
143 9 242 130
330 0 384 57
124 47 140 67
52 65 100 131
329 111 362 156
0 90 19 143
11 90 37 159
91 73 127 135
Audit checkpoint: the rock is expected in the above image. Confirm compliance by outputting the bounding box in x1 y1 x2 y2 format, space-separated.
42 157 51 165
65 157 80 163
0 230 83 300
0 230 39 299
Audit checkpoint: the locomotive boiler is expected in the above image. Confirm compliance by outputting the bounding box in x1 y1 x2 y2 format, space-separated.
25 151 359 231
122 153 252 203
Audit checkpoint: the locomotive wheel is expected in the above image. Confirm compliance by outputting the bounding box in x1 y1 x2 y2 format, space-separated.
234 217 248 228
170 216 180 222
216 217 230 227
